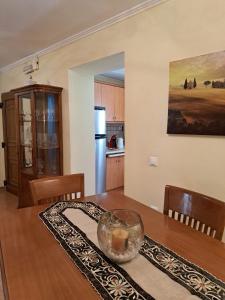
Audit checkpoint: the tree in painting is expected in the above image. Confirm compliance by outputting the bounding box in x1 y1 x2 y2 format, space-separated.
167 50 225 135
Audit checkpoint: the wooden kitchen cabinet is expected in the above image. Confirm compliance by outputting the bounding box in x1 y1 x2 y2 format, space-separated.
101 84 115 121
106 155 124 191
94 82 124 122
114 86 124 122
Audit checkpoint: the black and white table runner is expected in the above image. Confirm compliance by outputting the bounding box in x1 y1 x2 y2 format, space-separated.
39 201 225 300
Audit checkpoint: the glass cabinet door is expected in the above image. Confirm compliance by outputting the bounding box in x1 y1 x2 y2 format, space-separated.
18 94 34 174
35 92 60 176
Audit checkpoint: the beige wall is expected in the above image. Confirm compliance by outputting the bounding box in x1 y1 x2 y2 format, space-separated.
1 0 225 211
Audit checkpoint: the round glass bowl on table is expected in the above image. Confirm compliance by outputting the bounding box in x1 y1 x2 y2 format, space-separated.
97 209 144 264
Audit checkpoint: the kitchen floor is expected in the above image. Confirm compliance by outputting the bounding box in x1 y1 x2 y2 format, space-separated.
112 187 124 195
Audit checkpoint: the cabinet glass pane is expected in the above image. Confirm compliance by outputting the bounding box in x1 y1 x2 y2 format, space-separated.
18 94 33 172
35 92 60 175
37 148 60 175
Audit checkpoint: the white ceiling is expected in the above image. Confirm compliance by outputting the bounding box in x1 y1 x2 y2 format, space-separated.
101 68 125 81
0 0 156 69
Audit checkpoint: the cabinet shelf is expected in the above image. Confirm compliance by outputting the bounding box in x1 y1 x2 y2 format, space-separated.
21 144 32 148
37 146 59 150
20 119 32 123
36 119 59 122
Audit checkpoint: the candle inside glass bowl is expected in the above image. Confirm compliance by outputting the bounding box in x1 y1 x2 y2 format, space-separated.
97 209 144 264
111 228 129 252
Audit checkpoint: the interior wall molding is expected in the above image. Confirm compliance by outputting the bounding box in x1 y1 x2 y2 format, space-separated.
0 0 167 73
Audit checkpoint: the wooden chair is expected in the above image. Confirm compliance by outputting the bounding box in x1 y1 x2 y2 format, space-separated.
164 185 225 241
29 174 84 206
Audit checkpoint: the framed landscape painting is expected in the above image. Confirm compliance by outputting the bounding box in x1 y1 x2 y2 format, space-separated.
167 50 225 135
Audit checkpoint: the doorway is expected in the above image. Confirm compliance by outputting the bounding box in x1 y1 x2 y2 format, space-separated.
94 69 125 193
68 53 125 196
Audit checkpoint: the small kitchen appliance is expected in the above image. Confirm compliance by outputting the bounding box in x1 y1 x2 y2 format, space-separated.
116 137 124 149
108 135 117 149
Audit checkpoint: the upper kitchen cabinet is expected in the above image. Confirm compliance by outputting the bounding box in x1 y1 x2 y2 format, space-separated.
101 84 115 121
1 84 63 208
94 82 124 122
114 86 124 122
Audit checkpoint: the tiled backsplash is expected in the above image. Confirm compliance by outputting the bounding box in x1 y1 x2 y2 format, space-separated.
106 122 125 144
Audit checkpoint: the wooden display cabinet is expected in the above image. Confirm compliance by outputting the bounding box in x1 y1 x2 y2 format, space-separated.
1 84 63 207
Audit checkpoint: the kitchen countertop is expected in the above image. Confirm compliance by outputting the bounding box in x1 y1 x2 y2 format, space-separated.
106 148 125 155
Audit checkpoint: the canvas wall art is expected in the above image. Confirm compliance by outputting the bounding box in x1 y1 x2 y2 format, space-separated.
167 50 225 135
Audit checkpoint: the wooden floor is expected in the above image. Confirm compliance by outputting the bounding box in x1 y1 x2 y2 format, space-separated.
0 188 124 223
0 188 19 242
0 188 18 223
0 188 18 300
0 262 3 300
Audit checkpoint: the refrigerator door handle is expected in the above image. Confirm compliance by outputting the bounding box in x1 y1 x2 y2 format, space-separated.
95 134 106 139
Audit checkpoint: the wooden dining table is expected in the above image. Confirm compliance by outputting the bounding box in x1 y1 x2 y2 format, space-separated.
0 191 225 300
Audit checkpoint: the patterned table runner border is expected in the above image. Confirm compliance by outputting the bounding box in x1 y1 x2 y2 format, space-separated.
39 201 225 300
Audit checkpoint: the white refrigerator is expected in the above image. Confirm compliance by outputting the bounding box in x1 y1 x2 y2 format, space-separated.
95 106 106 194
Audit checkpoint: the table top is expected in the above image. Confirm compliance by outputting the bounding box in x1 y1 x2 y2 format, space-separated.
1 191 225 300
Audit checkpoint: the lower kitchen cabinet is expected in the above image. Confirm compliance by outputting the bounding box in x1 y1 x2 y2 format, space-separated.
106 155 124 191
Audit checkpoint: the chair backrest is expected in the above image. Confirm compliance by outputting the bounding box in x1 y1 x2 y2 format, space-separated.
164 185 225 241
29 174 84 205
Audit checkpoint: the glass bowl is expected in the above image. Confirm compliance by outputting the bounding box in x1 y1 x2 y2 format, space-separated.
97 209 144 264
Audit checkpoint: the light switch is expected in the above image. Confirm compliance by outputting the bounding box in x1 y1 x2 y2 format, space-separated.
149 156 158 166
